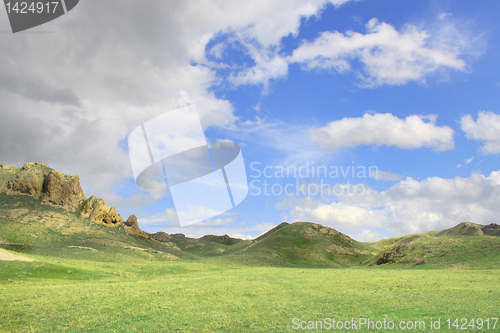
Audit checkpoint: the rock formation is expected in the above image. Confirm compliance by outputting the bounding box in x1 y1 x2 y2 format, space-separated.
123 214 149 238
1 162 86 212
151 231 170 242
78 195 124 225
0 162 145 235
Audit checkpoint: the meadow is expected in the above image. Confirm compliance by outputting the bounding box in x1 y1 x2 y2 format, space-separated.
1 184 499 332
1 252 499 332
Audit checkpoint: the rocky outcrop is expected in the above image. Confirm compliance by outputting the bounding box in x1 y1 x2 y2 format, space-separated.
78 195 124 225
435 222 500 237
375 243 410 265
151 231 171 242
0 163 148 237
0 164 18 173
123 214 149 238
41 169 87 212
1 162 46 196
0 164 20 189
1 162 86 212
482 223 500 236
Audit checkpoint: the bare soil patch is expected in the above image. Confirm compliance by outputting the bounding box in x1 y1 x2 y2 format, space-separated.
0 248 37 261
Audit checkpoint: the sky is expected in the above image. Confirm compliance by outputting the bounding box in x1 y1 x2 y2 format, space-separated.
1 0 500 241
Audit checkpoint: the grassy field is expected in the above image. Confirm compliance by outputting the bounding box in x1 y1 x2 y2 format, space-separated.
1 182 499 332
1 251 499 332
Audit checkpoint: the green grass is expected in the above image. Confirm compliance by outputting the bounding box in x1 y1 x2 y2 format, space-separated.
1 257 499 332
1 189 500 332
232 222 375 267
370 232 500 269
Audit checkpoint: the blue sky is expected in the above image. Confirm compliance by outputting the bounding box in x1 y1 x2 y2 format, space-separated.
1 0 500 241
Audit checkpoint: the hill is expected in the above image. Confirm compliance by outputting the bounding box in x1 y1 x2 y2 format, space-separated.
0 162 381 268
216 222 376 267
1 162 499 269
0 163 190 264
370 222 500 268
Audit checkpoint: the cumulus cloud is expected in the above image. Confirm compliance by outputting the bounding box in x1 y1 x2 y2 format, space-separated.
291 18 467 87
220 15 473 88
0 70 80 106
229 52 289 91
286 170 500 240
291 201 388 231
309 113 454 151
203 0 354 90
352 229 387 242
0 0 355 209
461 111 500 154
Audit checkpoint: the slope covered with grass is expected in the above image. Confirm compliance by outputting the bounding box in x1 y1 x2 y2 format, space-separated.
371 223 500 268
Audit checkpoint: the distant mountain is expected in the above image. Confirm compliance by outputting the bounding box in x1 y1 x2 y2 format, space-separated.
1 162 499 268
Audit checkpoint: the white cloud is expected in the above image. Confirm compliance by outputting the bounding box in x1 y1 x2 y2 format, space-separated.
220 15 474 89
309 113 454 151
138 207 236 228
236 116 335 167
229 233 254 240
370 170 403 181
286 170 500 240
214 138 235 143
228 48 289 90
291 18 467 87
352 229 387 242
461 111 500 154
138 208 179 225
138 210 275 239
215 1 353 90
0 0 356 210
457 156 474 168
291 201 388 231
438 13 453 21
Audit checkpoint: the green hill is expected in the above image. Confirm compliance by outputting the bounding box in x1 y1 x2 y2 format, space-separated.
1 162 500 270
0 163 192 266
370 222 500 268
435 221 500 237
214 222 377 267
